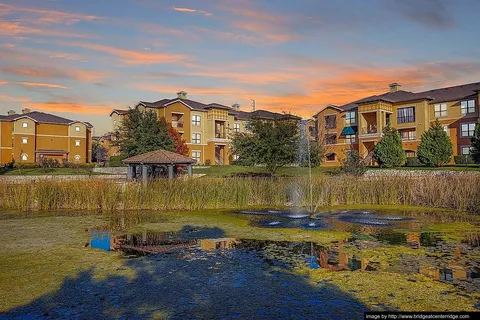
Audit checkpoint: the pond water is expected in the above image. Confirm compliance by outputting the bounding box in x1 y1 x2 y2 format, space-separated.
2 207 480 319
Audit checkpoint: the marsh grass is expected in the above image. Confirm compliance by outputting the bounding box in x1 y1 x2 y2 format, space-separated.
0 174 479 213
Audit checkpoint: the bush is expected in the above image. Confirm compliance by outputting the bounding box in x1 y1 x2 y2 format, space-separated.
418 120 453 167
108 155 126 167
471 121 480 164
373 125 406 167
340 150 367 175
454 155 474 165
405 157 423 167
204 159 211 166
39 158 60 168
13 162 39 169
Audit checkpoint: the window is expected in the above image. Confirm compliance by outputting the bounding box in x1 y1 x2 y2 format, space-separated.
405 150 416 157
191 151 201 163
397 107 415 124
460 100 475 114
345 134 356 144
434 103 447 117
22 137 28 144
192 133 201 144
75 140 81 146
345 111 356 125
325 115 336 129
325 133 337 145
22 121 28 128
233 123 240 133
443 125 449 136
75 126 81 132
21 153 28 161
192 115 201 126
325 153 336 161
461 146 472 155
74 155 81 162
461 123 475 138
399 130 416 141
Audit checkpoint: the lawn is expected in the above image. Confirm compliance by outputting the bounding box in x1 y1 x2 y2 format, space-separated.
193 165 337 177
1 167 99 176
367 165 480 171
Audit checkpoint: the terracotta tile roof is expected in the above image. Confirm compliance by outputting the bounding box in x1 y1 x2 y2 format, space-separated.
122 149 195 164
0 111 92 127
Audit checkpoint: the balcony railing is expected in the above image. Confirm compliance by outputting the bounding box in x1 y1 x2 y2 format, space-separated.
360 124 378 135
172 121 184 128
215 132 226 139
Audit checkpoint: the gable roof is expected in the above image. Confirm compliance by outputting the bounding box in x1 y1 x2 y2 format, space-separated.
122 149 195 164
110 109 129 116
0 111 93 127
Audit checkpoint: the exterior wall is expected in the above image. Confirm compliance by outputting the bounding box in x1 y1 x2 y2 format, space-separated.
0 122 13 164
13 118 36 163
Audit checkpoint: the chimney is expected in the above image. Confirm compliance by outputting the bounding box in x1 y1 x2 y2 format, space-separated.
232 103 240 111
389 83 401 93
7 110 16 116
177 91 188 99
21 108 31 114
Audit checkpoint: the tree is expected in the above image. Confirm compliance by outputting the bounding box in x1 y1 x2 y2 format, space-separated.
340 150 367 175
162 118 189 156
470 121 480 164
231 116 299 174
373 125 406 167
297 135 323 168
113 108 175 158
417 120 453 167
92 140 108 163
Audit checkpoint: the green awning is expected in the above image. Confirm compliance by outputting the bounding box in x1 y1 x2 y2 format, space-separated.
341 126 357 135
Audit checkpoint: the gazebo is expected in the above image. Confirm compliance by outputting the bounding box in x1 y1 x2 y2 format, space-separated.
122 149 195 181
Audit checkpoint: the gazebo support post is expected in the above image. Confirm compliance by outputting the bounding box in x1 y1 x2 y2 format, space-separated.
132 165 137 180
168 165 174 180
127 165 134 180
187 165 193 176
142 165 148 183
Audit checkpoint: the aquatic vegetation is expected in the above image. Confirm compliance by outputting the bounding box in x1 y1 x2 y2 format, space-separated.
0 174 479 213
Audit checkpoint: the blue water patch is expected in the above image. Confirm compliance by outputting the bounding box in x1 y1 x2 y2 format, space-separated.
90 230 111 251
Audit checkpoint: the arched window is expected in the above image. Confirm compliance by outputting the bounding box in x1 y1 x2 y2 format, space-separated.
325 152 337 162
74 155 81 162
21 153 28 161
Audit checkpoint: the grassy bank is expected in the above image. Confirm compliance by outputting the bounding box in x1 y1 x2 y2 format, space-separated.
194 165 337 177
2 167 97 176
1 174 479 213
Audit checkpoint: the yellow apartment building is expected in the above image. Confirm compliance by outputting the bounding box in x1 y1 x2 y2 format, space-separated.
0 108 93 165
314 82 480 166
109 91 299 165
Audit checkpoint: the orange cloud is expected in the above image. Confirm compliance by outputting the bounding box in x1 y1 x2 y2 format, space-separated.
0 95 30 102
0 21 94 38
1 66 110 83
25 102 114 115
15 81 69 89
0 3 100 25
67 42 189 65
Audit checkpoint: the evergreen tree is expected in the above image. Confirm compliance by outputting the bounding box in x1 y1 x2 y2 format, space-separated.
231 116 299 174
113 108 175 158
470 121 480 164
373 125 406 167
417 120 453 167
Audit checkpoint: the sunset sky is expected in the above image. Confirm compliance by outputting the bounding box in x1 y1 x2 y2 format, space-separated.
1 0 480 135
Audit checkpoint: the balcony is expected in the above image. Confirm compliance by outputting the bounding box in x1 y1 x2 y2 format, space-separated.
171 121 184 129
359 124 381 139
215 132 226 139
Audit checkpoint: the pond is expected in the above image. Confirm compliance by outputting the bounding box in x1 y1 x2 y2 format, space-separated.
1 207 479 319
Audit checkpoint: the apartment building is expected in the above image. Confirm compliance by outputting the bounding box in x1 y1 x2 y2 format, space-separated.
0 108 93 164
110 91 299 165
314 82 480 166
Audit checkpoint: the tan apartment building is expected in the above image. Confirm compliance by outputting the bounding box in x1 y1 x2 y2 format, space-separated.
314 82 480 166
0 109 93 165
109 91 299 165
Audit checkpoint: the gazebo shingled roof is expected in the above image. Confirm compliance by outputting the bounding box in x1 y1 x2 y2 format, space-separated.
122 149 195 165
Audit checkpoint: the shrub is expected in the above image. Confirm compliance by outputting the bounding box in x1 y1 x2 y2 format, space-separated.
13 162 39 169
470 121 480 164
340 150 367 175
454 155 474 165
108 155 126 167
418 120 453 167
373 125 406 167
39 158 60 169
405 157 423 167
204 159 211 166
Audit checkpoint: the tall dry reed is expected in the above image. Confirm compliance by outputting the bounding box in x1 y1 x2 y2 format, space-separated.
0 175 479 213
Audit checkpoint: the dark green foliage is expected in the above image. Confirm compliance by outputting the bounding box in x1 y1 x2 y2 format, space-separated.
417 120 453 167
373 125 406 168
113 108 175 158
405 157 423 167
470 121 480 164
340 150 367 175
298 140 324 168
231 117 299 174
108 155 126 167
454 155 474 165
